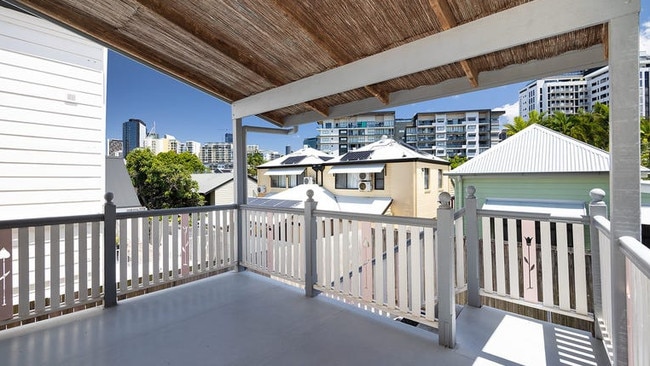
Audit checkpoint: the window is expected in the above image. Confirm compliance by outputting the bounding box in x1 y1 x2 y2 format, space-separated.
288 172 306 188
374 171 384 190
270 175 286 188
438 169 443 189
422 168 430 189
335 174 348 189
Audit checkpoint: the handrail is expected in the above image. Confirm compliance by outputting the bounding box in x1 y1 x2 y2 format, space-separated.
116 204 238 219
592 215 611 237
477 208 589 224
313 209 436 228
454 207 466 220
240 204 303 216
619 236 650 279
0 213 105 229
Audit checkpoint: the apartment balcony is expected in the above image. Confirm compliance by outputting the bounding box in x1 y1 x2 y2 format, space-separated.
0 188 646 365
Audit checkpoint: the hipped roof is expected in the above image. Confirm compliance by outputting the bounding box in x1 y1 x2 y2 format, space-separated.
6 0 625 127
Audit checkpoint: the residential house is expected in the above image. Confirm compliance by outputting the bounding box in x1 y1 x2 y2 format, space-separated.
322 137 451 218
105 157 144 212
256 147 334 195
192 172 257 205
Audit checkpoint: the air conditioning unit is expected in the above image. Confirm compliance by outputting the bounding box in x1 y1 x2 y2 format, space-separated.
358 181 373 192
256 185 267 193
357 172 371 180
303 176 314 184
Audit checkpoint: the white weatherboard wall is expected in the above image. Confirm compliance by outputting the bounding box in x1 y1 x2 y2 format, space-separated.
0 7 107 219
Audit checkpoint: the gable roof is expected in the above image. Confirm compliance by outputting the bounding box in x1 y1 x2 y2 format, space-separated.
191 173 242 194
327 137 449 165
8 0 618 126
258 147 334 168
447 124 612 176
105 157 143 210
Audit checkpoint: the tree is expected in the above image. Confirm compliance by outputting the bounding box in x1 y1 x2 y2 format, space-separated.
448 155 468 169
504 110 548 137
247 152 265 177
126 149 205 209
641 117 650 167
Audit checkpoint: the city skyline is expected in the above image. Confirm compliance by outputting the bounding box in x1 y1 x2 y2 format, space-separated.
106 10 650 153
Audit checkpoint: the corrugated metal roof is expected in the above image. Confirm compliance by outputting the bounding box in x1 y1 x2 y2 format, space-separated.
105 157 143 210
191 173 234 193
448 124 611 176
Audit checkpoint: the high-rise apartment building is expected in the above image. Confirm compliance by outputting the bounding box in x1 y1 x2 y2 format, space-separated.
225 133 233 143
519 55 650 119
122 118 146 156
317 109 503 158
201 142 233 164
181 141 202 159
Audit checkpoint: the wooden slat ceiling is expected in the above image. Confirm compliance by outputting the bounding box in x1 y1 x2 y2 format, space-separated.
7 0 610 126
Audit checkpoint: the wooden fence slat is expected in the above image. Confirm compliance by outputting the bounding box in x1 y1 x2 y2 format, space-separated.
374 224 384 306
323 217 332 288
411 226 422 317
573 224 588 315
494 218 506 295
317 215 325 286
540 221 553 307
50 225 60 310
342 219 351 295
34 226 45 312
18 227 30 317
119 220 128 291
352 220 361 298
398 225 408 313
64 224 74 306
557 223 570 310
424 227 435 321
131 218 139 288
332 219 341 291
142 217 150 287
506 219 519 298
172 216 179 279
91 222 100 298
162 216 170 281
481 217 493 292
455 217 465 288
79 223 88 302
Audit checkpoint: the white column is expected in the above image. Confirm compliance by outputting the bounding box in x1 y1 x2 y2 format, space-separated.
609 11 640 366
233 117 247 270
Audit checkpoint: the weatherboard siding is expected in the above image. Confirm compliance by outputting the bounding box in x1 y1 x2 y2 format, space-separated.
0 8 107 219
459 174 610 208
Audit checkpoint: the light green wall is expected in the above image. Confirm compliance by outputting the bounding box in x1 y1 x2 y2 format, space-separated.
453 173 611 208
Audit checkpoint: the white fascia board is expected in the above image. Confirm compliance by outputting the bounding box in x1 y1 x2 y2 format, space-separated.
284 45 606 126
263 167 306 176
328 163 385 174
232 0 637 119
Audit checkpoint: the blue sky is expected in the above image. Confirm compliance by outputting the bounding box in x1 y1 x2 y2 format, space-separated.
106 4 650 153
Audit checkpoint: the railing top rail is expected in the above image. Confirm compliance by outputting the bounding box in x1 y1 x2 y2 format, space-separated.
115 204 238 219
454 207 466 220
240 204 303 216
592 215 611 237
0 213 105 229
476 208 589 224
619 236 650 280
314 209 436 228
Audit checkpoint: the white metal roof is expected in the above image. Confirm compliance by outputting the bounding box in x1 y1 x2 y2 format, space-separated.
258 147 334 168
448 124 611 176
327 137 448 164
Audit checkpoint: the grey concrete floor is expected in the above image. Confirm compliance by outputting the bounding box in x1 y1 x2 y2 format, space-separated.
0 271 609 365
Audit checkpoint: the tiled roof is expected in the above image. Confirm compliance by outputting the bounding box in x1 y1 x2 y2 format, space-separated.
448 124 612 176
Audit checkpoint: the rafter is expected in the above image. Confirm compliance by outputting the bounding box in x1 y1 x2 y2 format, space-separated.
429 0 479 87
270 0 389 105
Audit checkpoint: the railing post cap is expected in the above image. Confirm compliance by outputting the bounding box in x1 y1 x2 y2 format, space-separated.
104 192 114 203
439 191 452 208
306 189 314 202
466 185 476 198
589 188 606 203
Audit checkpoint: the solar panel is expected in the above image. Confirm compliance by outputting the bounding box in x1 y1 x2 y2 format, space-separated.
281 155 306 164
340 151 372 161
321 156 334 161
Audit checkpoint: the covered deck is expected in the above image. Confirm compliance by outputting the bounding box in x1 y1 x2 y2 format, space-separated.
0 270 608 366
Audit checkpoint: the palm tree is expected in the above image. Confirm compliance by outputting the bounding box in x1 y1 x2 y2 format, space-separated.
641 117 650 167
504 110 547 137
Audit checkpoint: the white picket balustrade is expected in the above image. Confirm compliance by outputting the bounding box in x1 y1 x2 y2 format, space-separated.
115 208 237 296
476 211 592 320
312 211 438 327
240 206 304 284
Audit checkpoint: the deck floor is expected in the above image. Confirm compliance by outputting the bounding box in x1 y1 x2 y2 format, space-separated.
0 271 609 366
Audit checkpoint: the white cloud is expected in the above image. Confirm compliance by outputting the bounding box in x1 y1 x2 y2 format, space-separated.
494 100 519 128
641 21 650 55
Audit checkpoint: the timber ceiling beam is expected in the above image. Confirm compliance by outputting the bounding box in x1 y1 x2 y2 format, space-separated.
429 0 479 87
270 0 390 105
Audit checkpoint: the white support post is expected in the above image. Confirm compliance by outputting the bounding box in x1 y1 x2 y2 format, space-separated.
609 11 640 365
304 190 319 297
103 192 117 307
588 188 607 341
437 192 456 348
233 117 247 272
464 186 480 308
